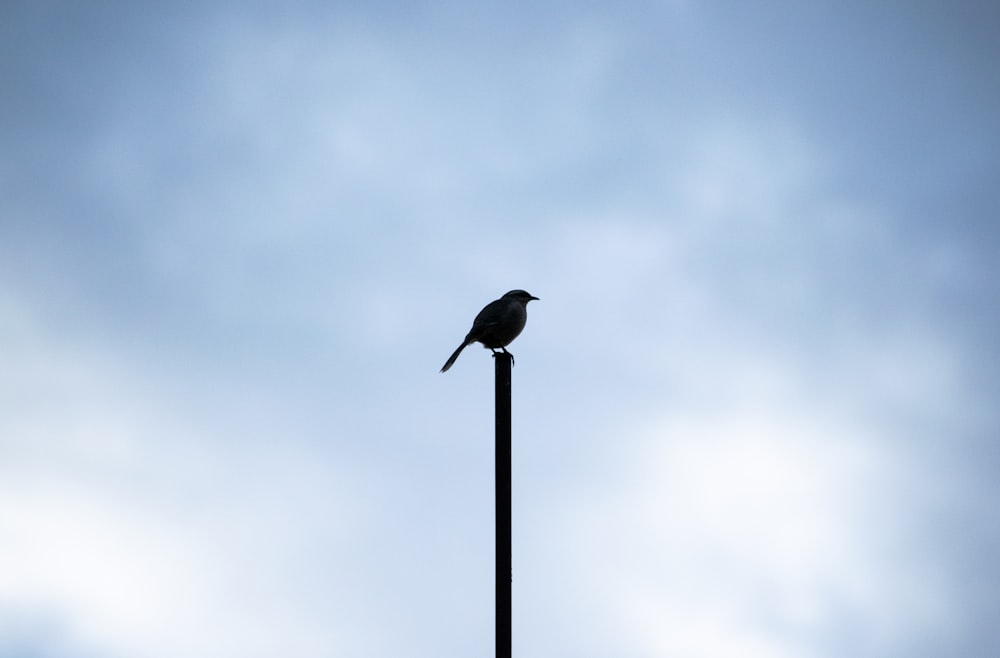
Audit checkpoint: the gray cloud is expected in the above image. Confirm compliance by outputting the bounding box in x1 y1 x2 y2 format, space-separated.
2 2 997 657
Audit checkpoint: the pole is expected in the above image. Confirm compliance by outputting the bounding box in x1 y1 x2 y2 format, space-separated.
494 352 512 658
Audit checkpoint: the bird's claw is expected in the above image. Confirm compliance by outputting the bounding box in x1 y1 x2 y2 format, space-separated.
491 347 516 366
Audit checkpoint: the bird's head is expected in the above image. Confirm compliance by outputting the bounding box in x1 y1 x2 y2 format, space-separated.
503 290 539 305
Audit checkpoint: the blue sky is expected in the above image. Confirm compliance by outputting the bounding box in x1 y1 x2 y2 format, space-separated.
2 2 998 656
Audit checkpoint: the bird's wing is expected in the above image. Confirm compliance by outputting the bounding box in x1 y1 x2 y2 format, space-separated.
472 299 508 327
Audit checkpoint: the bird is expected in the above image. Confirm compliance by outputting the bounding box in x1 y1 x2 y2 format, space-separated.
440 290 539 372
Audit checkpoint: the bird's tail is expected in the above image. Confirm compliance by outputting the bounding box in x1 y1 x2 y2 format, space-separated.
440 341 469 372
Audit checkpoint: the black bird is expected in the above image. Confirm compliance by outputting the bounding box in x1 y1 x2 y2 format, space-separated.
440 290 539 372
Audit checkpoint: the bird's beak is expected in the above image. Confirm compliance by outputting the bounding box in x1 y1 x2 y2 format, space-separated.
530 295 540 301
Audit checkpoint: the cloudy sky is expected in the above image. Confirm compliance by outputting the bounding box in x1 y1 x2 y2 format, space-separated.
2 1 998 657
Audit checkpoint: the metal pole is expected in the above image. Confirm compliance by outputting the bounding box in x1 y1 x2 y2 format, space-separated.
495 352 512 658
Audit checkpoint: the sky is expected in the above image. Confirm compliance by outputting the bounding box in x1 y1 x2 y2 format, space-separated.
1 1 998 657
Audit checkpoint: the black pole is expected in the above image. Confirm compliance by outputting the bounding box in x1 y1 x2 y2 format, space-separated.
494 352 512 658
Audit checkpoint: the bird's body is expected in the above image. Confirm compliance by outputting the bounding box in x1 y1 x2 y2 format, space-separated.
440 290 539 372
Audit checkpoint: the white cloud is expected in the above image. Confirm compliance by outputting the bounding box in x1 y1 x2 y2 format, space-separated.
0 287 374 658
521 315 967 656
